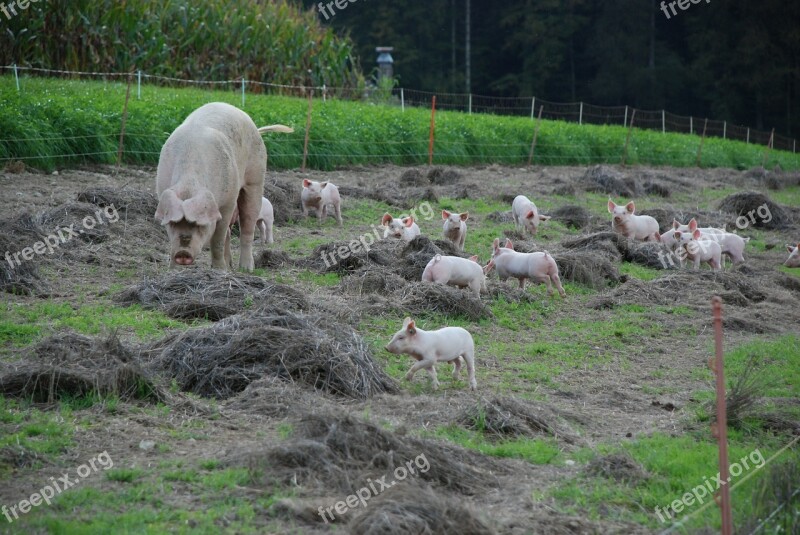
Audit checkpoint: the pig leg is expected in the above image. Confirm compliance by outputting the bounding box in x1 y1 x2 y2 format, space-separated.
406 357 436 384
451 357 462 380
469 279 482 297
462 350 477 391
318 204 327 223
258 220 268 246
424 366 440 390
302 202 309 219
551 273 567 298
266 219 274 244
237 185 261 272
333 200 342 226
518 277 526 290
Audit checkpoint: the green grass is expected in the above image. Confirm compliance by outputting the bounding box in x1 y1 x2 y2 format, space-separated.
619 262 663 281
2 76 798 172
431 425 562 465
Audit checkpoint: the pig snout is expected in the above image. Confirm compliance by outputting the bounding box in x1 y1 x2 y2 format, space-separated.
173 251 194 265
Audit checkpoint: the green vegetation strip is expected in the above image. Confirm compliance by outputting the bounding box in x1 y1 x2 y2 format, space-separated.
2 76 799 171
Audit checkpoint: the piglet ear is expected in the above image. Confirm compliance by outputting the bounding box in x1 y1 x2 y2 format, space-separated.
302 179 312 188
787 245 795 253
689 218 698 231
539 214 550 221
525 210 535 219
469 255 479 262
183 190 222 226
402 317 412 328
672 220 681 230
320 182 328 189
504 239 514 250
607 199 616 213
406 319 416 335
404 216 415 227
692 229 701 239
492 237 500 249
460 212 469 221
155 189 184 225
381 213 393 226
625 201 635 213
442 210 450 220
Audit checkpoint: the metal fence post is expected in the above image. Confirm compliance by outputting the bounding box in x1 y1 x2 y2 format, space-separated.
241 78 246 108
13 64 19 91
624 106 628 128
400 88 405 112
137 70 142 100
579 102 583 125
662 110 665 133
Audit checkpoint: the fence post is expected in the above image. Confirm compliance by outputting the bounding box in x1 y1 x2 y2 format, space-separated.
468 93 472 115
624 105 628 128
762 128 774 168
428 96 437 165
116 75 133 174
302 90 313 172
690 116 693 135
13 64 19 91
794 139 796 153
137 70 141 99
579 102 583 125
710 296 734 535
723 121 726 139
662 110 665 133
528 105 544 166
530 97 535 120
241 78 246 108
621 109 636 166
696 118 708 167
322 84 327 103
400 88 405 112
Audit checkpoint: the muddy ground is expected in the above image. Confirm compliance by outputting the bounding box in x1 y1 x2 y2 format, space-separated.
0 162 799 534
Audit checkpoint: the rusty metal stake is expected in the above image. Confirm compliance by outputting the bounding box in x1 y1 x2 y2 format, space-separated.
710 296 734 535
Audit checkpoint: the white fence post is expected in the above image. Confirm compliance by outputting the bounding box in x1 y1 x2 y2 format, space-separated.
690 116 693 135
747 128 750 144
624 106 628 128
579 102 583 125
137 70 141 100
662 110 665 133
531 97 535 120
13 64 19 91
468 93 472 115
723 121 726 139
400 88 405 112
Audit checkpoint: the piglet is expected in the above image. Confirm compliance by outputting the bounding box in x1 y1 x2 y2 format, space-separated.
422 254 485 297
227 196 275 249
785 243 800 267
385 317 477 391
483 238 566 297
669 219 748 265
442 210 468 251
607 200 658 241
512 195 550 235
657 219 725 252
301 179 342 225
674 228 722 270
382 213 420 242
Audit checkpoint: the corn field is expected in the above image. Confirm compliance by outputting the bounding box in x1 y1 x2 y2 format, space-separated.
0 0 362 89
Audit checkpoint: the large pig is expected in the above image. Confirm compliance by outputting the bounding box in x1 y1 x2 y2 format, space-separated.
607 199 659 241
301 179 342 225
382 213 420 242
422 254 485 297
786 243 800 267
483 238 566 297
385 317 477 391
155 102 292 270
511 195 550 235
228 196 274 248
674 228 722 270
442 210 468 251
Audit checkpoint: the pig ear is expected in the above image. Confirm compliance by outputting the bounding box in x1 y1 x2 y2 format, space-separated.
460 212 469 221
655 232 661 242
692 229 701 239
320 182 328 189
607 199 616 213
505 239 514 250
442 210 450 220
302 179 312 188
625 201 635 213
183 190 222 226
406 319 416 335
405 216 415 227
539 214 550 221
525 210 535 219
469 255 478 262
492 237 500 250
381 213 393 226
672 220 680 230
689 218 698 231
787 245 795 253
401 316 412 328
155 189 184 225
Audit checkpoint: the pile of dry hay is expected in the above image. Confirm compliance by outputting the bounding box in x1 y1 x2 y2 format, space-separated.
549 205 591 230
578 165 642 198
146 310 399 400
553 252 621 289
76 187 157 219
0 213 46 295
396 282 492 321
562 231 673 272
717 191 791 229
459 396 582 445
226 412 501 497
585 452 648 483
263 178 304 224
0 333 166 403
115 268 308 321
